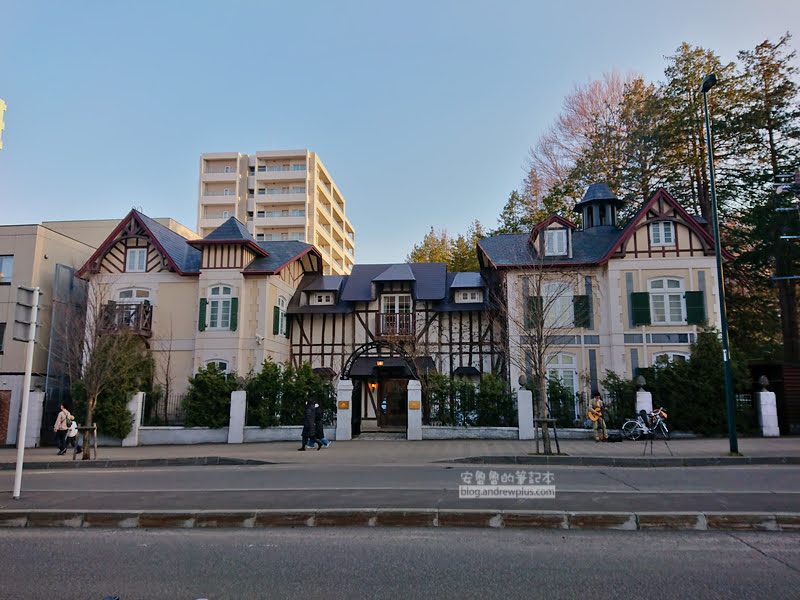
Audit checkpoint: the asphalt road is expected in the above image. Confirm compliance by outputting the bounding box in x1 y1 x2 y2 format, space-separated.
2 528 799 599
3 463 800 512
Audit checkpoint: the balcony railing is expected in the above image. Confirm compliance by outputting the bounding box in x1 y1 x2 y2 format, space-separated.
376 312 414 338
100 302 153 338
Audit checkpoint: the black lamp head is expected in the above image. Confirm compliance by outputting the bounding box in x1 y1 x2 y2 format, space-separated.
701 73 718 93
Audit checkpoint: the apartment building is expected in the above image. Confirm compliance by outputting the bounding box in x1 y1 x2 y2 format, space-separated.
197 150 355 276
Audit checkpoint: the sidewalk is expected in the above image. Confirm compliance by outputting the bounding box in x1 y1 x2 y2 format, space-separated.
2 437 800 532
2 436 799 469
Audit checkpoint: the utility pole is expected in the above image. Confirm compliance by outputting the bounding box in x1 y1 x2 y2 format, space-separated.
12 286 41 499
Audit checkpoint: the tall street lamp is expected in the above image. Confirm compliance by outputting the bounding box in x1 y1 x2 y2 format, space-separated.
701 73 738 454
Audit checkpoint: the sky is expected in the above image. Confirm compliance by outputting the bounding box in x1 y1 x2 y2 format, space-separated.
1 0 798 264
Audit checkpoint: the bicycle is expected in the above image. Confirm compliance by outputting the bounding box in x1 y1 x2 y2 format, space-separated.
621 407 669 441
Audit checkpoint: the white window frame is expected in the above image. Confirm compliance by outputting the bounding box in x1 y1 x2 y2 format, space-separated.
209 285 233 329
381 294 412 314
126 248 147 272
311 293 334 305
652 352 689 364
543 281 573 328
648 277 685 325
207 360 229 373
545 228 568 256
278 296 287 336
650 221 674 246
456 289 481 303
546 353 578 394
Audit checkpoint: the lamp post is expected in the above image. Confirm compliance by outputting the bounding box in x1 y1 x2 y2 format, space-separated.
701 73 738 454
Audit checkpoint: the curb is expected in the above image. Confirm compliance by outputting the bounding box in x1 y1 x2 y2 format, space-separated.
443 456 800 467
0 457 272 471
3 455 800 471
2 509 799 531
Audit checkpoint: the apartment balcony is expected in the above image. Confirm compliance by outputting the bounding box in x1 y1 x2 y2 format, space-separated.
254 191 307 203
253 215 306 227
376 312 415 338
254 168 307 182
100 302 153 339
200 170 237 183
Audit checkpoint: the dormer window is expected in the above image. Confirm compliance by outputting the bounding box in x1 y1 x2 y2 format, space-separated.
651 221 674 246
456 289 482 303
545 228 568 256
311 292 334 305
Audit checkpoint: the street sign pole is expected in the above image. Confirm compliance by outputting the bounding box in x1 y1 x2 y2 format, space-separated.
13 286 40 499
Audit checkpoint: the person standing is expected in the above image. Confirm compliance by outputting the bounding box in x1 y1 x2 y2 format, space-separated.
588 391 608 442
298 397 318 451
53 404 71 455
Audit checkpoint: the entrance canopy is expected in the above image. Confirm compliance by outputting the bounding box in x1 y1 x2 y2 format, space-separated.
349 356 435 378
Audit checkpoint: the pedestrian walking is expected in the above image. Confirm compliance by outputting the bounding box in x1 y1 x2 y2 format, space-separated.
298 397 320 451
66 420 83 454
53 404 72 455
314 401 331 449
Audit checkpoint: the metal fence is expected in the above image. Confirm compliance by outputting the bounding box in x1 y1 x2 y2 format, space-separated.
142 393 187 426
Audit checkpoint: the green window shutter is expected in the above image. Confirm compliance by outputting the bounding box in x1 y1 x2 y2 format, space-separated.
285 318 290 339
526 296 543 329
685 291 706 325
198 298 207 332
631 292 651 326
273 306 280 335
230 297 238 331
573 295 590 328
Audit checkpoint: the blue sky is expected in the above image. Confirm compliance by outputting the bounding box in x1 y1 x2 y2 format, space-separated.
1 1 798 263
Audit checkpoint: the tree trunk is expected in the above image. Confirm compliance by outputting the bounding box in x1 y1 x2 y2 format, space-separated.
82 396 96 461
537 376 553 455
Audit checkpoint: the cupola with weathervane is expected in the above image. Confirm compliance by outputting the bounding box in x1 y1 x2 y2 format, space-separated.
573 182 625 230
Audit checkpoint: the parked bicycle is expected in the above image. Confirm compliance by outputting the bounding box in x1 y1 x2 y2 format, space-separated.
621 407 669 441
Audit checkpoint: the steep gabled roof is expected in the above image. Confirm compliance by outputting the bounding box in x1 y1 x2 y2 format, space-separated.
598 187 730 262
339 263 447 302
478 187 729 270
243 241 319 274
188 217 268 257
76 209 201 277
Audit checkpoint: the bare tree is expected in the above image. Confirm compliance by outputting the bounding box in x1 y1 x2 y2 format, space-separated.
490 242 599 455
52 279 152 459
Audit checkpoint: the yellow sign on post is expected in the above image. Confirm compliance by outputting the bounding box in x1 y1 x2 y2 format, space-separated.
0 99 6 149
408 400 421 410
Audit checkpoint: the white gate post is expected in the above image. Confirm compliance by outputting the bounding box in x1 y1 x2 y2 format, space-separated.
122 392 145 447
407 380 422 440
756 377 780 437
517 388 534 440
228 390 246 444
336 379 353 441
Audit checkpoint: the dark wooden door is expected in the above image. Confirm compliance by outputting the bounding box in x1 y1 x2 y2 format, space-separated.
379 379 408 428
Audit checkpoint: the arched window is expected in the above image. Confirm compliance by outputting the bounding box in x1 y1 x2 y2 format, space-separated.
207 360 229 373
209 285 233 329
648 278 685 325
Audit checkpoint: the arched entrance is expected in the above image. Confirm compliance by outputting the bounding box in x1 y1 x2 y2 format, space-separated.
340 342 432 434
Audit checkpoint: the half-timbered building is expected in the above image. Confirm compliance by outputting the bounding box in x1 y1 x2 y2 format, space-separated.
287 263 505 432
76 210 322 395
477 183 726 420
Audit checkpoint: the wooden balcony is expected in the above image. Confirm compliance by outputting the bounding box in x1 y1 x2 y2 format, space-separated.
376 312 414 338
101 302 153 338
